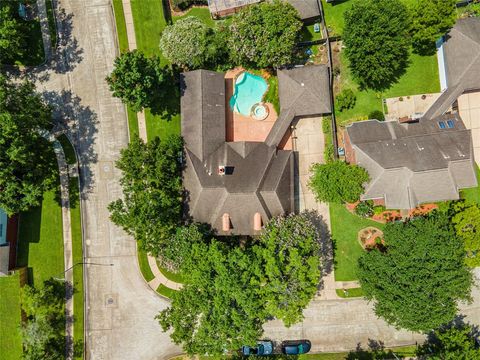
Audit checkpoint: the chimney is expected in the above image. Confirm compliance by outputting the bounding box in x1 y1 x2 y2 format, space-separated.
222 213 230 231
254 212 262 231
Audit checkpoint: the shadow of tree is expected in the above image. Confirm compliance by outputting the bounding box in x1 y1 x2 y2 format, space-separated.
303 210 334 293
41 89 98 199
149 69 181 119
346 339 404 359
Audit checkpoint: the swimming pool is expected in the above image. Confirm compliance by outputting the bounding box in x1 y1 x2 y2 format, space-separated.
0 209 7 246
229 72 268 116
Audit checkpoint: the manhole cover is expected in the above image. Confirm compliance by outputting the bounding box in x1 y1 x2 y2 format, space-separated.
104 294 118 308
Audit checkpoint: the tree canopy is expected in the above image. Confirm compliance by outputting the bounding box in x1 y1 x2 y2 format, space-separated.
451 201 480 268
108 135 183 257
160 17 217 70
106 50 167 112
0 5 25 64
158 213 323 355
21 279 81 359
309 160 369 204
229 0 302 68
254 213 321 326
0 75 58 215
416 323 480 359
343 0 411 90
358 213 473 332
411 0 457 55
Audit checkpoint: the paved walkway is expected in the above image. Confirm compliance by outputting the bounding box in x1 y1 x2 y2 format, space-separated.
121 0 148 141
147 255 182 291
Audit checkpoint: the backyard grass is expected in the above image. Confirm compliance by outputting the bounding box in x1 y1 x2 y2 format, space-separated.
461 166 480 205
17 188 64 286
335 287 364 298
0 273 23 360
300 24 323 42
335 50 440 126
330 203 384 281
173 7 215 27
137 246 155 282
156 284 177 298
70 176 84 360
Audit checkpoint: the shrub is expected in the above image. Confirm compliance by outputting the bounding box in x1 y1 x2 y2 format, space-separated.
373 205 386 215
322 116 332 134
368 110 385 121
171 0 207 11
309 160 370 204
335 89 356 111
355 201 374 217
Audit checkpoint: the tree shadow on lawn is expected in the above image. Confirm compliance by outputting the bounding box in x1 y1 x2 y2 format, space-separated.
149 70 181 120
303 210 334 293
346 339 404 360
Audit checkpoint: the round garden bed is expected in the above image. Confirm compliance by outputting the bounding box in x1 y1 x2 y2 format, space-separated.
358 226 384 250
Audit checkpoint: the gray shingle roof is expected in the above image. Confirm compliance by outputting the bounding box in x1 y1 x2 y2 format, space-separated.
207 0 261 14
347 114 477 209
423 18 480 120
285 0 320 20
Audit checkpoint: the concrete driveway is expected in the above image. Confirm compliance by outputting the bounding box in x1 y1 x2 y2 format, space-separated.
30 0 181 359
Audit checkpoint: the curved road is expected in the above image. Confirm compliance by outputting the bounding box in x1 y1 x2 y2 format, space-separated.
30 0 480 358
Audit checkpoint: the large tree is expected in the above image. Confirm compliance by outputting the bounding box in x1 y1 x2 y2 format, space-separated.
343 0 411 89
229 0 302 68
308 160 369 204
108 135 183 256
358 213 473 332
253 213 321 326
157 240 264 355
411 0 457 55
416 324 480 359
160 17 218 70
106 50 167 112
21 279 82 359
0 75 58 215
158 213 324 355
0 5 25 64
451 201 480 268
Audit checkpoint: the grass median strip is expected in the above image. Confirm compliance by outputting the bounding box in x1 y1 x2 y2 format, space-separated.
156 284 177 299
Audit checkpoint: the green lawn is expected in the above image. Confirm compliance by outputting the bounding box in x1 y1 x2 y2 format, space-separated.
130 0 181 140
461 166 480 205
335 50 440 126
112 0 129 53
19 18 45 66
58 134 76 165
70 177 84 360
156 260 185 283
46 0 57 48
301 24 323 42
156 284 177 298
0 273 23 360
137 246 155 282
335 287 364 298
17 188 64 286
322 0 418 37
173 7 215 27
330 203 384 281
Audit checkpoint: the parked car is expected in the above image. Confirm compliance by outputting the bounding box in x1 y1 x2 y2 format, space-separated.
241 341 274 356
281 340 311 355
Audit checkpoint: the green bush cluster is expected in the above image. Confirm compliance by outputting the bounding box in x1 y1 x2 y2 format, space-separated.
355 200 374 217
335 89 356 111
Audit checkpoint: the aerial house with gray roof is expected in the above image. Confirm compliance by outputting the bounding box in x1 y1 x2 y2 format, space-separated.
181 65 331 235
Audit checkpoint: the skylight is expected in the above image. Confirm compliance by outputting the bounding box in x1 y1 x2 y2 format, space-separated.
447 119 455 128
438 121 446 129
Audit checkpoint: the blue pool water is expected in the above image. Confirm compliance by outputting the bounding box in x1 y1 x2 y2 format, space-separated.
0 208 7 246
229 72 268 116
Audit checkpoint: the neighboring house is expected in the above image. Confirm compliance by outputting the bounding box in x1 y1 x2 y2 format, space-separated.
181 65 331 235
0 209 18 276
343 18 480 210
208 0 321 22
345 113 477 210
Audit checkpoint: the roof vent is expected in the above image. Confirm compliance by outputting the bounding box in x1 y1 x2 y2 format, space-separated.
254 213 262 231
222 213 230 231
301 82 305 87
218 165 226 176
